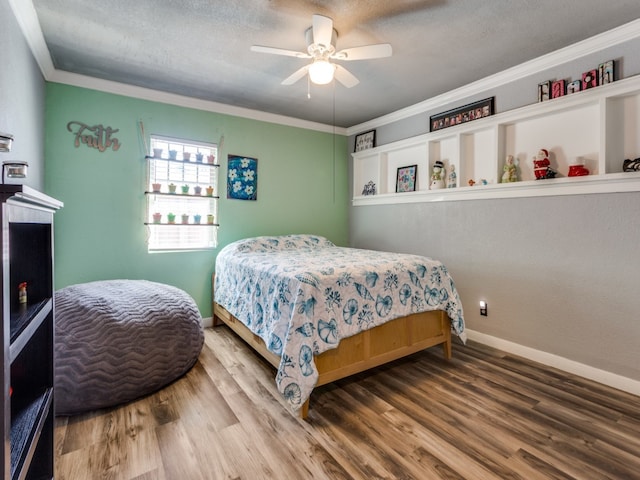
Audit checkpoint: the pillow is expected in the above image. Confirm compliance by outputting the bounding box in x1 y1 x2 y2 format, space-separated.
225 234 334 254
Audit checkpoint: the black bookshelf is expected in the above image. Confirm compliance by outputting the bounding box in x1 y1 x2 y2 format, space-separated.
1 185 62 480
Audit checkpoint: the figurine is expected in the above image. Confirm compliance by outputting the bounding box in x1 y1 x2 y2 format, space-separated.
623 158 640 171
362 181 377 196
468 179 476 186
533 148 557 180
501 155 518 183
568 163 589 177
430 160 445 189
447 165 457 188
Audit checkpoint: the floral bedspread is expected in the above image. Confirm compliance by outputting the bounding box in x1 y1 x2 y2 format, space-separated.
214 234 466 411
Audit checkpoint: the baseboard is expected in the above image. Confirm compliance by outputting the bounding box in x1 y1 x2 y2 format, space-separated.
202 316 213 328
465 329 640 397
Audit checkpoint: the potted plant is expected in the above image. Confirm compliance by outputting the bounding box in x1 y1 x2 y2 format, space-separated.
207 154 216 164
196 153 204 162
206 186 214 196
152 183 161 193
168 183 177 194
152 212 162 224
194 214 202 224
207 214 215 225
194 185 202 195
153 148 163 158
167 213 176 224
181 184 189 194
182 152 191 161
169 150 178 160
181 214 189 224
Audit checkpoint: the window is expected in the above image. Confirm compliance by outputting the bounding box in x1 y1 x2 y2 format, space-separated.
145 135 219 251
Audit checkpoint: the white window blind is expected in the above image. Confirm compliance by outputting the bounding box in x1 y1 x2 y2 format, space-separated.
145 136 219 251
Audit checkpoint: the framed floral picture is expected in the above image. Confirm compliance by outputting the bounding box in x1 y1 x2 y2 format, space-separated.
227 154 258 200
396 165 417 193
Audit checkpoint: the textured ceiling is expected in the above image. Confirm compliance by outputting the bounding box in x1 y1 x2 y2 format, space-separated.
32 0 640 127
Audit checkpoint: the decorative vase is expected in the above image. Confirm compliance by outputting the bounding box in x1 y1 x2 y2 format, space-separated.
152 183 161 193
196 153 204 163
153 148 163 158
181 214 189 224
169 150 178 160
181 185 189 194
194 186 202 195
152 213 162 224
182 152 191 161
206 186 214 196
168 183 177 194
194 214 202 224
167 213 176 224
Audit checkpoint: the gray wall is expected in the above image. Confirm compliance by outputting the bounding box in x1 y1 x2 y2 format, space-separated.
0 0 46 191
349 36 640 382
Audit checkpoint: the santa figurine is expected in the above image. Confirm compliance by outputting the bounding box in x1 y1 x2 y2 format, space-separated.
533 148 557 180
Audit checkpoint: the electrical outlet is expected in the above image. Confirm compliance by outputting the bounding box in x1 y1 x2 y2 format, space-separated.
480 301 488 316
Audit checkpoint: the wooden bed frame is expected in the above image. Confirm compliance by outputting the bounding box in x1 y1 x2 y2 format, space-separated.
212 274 451 418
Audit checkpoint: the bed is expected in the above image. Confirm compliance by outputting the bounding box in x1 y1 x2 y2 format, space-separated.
212 234 466 418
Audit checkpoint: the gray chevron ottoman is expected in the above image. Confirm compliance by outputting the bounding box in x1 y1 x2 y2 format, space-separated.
54 280 204 415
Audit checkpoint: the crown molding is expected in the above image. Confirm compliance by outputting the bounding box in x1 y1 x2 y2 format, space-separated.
7 0 55 77
49 70 347 135
10 1 345 136
346 18 640 135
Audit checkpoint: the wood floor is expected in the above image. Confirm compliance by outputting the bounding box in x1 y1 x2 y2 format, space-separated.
54 326 640 480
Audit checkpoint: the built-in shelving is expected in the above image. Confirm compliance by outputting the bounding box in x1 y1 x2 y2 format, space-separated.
352 75 640 205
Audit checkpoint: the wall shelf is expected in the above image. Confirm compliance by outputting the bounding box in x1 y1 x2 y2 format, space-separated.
352 75 640 206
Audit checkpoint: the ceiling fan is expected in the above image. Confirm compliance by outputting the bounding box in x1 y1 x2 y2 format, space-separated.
251 14 392 88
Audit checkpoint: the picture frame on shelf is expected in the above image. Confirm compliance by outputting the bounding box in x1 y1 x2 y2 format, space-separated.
582 69 598 89
430 97 494 132
538 81 551 102
551 80 566 99
567 79 581 94
598 60 614 85
354 129 376 152
396 165 417 193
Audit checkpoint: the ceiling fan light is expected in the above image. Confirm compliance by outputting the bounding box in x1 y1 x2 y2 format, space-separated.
309 60 335 85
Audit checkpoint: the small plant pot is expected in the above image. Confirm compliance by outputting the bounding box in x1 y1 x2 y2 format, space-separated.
168 184 177 194
196 153 204 163
181 214 189 224
194 186 202 195
181 185 189 194
152 213 162 224
153 148 163 158
207 154 216 164
167 213 176 224
194 214 202 224
206 186 214 196
207 214 215 225
152 183 161 193
182 152 191 161
169 150 178 160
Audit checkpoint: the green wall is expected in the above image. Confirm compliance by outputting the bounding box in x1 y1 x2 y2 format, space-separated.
44 83 349 317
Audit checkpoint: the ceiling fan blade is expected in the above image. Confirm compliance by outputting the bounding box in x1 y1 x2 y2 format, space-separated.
334 65 359 88
251 45 310 58
312 14 334 48
333 43 393 61
281 65 310 85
